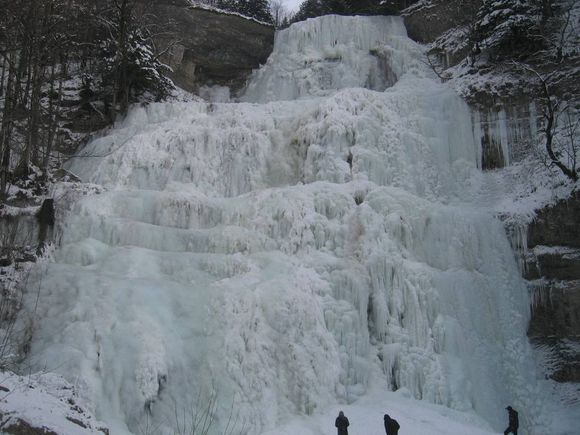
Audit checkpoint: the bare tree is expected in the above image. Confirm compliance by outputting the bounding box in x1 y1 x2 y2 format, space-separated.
269 0 289 27
0 0 174 199
513 62 578 181
170 390 248 435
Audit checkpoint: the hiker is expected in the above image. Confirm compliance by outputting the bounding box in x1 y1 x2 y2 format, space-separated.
384 413 400 435
335 410 350 435
504 406 519 435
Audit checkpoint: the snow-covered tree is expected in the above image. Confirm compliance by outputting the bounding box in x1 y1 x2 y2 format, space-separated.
293 0 405 21
216 0 274 23
474 0 544 54
0 0 176 198
0 0 87 185
98 0 174 116
101 28 173 109
294 0 347 20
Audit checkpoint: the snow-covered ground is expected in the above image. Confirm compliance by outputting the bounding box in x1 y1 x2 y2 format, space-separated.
0 371 108 434
11 14 578 435
261 382 498 435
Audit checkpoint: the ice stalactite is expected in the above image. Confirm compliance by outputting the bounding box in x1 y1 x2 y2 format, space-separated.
17 14 550 435
472 101 540 168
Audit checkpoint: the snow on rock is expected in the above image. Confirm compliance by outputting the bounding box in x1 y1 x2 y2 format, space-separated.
0 371 108 434
15 14 560 435
187 1 274 27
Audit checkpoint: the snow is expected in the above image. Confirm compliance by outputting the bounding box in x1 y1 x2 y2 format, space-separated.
198 85 232 103
260 383 498 435
13 14 578 435
187 2 274 27
0 371 108 434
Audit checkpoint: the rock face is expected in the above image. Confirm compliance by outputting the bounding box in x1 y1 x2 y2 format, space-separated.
403 0 482 45
528 193 580 248
149 1 275 94
526 192 580 383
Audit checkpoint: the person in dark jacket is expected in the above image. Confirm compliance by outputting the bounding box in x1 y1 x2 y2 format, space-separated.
335 410 349 435
504 406 519 435
384 413 400 435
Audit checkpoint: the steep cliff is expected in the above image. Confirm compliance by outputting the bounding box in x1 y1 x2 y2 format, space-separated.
151 1 275 94
403 0 482 46
526 192 580 383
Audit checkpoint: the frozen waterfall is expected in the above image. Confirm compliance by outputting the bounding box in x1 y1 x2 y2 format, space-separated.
242 15 419 102
19 15 547 435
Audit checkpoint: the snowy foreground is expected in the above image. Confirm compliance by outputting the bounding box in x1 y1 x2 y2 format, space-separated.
0 371 107 434
260 383 499 435
0 372 498 434
13 15 576 435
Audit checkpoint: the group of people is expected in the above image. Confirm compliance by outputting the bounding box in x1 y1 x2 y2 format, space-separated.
334 411 400 435
334 406 519 435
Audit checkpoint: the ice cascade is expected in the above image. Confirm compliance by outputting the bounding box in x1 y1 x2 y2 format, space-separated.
19 15 547 435
242 15 422 102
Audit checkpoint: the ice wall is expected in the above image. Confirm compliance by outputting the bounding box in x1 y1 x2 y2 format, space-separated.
242 15 423 102
18 15 548 435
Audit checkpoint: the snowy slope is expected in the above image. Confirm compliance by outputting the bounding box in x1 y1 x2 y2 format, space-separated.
15 14 564 435
0 371 108 434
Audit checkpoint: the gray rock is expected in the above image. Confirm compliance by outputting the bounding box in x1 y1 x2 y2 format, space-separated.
529 192 580 249
149 2 275 94
535 249 580 281
0 418 59 435
526 193 580 383
528 280 580 340
403 0 483 44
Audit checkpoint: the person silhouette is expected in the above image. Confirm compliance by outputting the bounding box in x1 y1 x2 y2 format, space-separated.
335 410 350 435
504 406 519 435
384 413 400 435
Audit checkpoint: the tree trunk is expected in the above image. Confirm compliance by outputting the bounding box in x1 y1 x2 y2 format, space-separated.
0 55 6 97
0 54 16 200
43 62 63 178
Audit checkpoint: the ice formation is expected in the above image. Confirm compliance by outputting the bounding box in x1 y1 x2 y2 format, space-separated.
242 15 418 102
19 15 548 434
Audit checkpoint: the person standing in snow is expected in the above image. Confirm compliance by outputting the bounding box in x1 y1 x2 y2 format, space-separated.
384 413 400 435
504 406 519 435
335 410 349 435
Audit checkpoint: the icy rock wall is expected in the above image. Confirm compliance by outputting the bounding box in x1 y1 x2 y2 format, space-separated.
18 15 547 435
472 101 539 169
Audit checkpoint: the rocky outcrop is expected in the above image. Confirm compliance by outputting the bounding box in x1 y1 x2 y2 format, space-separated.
403 0 482 45
150 1 275 94
528 193 580 248
526 192 580 383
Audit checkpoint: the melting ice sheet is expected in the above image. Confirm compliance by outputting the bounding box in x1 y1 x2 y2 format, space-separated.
19 15 549 435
